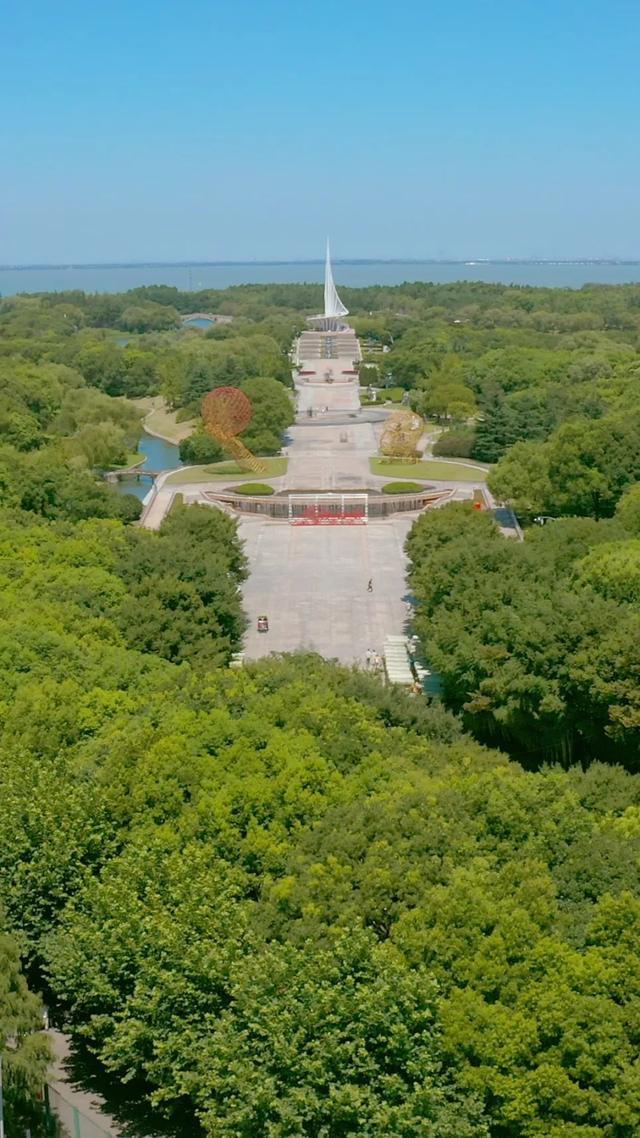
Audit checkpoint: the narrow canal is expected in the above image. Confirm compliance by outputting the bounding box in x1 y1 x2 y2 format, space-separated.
116 430 183 501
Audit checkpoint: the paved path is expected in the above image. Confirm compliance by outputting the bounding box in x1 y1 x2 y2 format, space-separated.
241 417 417 663
284 421 378 490
296 408 387 425
47 1030 120 1137
139 487 172 529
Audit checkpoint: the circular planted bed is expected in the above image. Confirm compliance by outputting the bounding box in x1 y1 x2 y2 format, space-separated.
234 483 275 496
381 481 425 494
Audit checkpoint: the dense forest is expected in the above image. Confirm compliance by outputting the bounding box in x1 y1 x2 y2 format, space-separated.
407 503 640 769
1 279 640 1137
4 276 640 505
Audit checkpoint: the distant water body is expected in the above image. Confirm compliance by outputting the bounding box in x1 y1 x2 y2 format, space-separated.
2 261 640 296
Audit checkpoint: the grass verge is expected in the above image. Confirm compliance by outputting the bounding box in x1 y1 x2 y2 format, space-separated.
165 457 288 485
168 492 184 515
370 457 488 482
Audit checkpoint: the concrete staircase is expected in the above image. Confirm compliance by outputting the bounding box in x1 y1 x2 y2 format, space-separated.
296 330 361 364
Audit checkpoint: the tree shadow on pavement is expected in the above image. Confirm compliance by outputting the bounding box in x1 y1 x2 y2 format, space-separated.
59 1038 201 1138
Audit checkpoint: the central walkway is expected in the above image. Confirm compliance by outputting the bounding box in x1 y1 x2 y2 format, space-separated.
284 420 378 490
241 416 415 664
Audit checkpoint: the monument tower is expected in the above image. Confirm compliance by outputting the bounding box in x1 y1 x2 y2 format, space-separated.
314 239 350 330
294 241 361 412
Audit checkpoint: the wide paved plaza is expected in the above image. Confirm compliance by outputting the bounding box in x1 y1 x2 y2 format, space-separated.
241 514 415 663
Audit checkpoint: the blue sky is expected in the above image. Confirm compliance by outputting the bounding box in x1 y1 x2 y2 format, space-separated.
1 0 639 262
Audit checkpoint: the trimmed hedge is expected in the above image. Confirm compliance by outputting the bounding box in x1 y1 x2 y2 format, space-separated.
381 481 425 495
234 483 275 496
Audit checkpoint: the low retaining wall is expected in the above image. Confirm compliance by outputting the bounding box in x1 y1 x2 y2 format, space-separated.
204 488 453 519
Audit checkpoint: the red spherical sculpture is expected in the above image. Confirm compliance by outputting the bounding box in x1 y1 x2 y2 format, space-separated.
202 386 252 438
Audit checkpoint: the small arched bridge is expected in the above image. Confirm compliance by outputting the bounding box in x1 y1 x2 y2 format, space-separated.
104 468 159 484
181 312 215 323
180 312 234 325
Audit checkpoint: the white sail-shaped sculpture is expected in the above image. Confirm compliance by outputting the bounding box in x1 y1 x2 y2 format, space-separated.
324 240 349 318
294 239 361 410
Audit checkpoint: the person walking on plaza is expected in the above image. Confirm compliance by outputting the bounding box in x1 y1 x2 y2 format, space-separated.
367 578 373 593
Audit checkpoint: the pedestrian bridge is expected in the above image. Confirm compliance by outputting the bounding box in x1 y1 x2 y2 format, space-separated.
180 312 233 326
104 468 159 484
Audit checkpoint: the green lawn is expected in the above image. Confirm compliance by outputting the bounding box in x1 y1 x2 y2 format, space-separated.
370 457 488 482
165 457 288 485
131 396 197 443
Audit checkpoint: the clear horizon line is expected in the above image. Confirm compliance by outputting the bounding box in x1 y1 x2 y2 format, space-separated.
2 256 640 272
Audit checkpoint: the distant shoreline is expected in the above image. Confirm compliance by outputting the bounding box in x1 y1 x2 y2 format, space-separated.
3 260 639 296
3 258 640 271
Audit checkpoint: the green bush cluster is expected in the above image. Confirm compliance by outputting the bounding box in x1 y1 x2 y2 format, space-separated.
432 428 476 458
179 430 223 464
234 482 275 495
381 480 425 494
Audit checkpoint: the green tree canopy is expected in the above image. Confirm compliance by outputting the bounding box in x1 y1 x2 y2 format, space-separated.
0 916 51 1136
615 481 640 535
240 375 294 454
406 504 640 765
489 413 640 519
